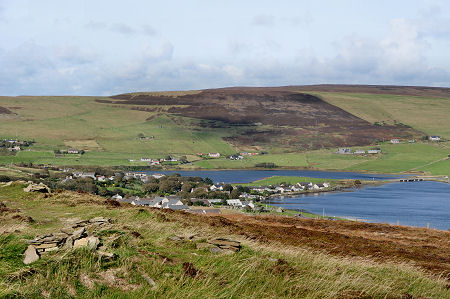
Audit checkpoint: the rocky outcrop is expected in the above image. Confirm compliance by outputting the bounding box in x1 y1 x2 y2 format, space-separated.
23 245 40 264
23 217 112 264
23 182 51 193
207 238 241 252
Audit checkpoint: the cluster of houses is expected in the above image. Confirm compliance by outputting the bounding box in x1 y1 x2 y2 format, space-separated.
247 182 330 194
113 193 259 213
122 172 166 182
227 155 244 160
130 157 178 165
336 148 381 155
240 152 259 156
1 138 33 152
210 181 331 197
227 152 261 160
391 136 441 144
64 171 118 182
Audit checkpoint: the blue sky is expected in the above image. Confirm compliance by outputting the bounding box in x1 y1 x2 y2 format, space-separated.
1 0 450 95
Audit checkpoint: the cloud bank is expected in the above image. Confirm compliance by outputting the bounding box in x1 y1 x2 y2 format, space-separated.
0 1 449 95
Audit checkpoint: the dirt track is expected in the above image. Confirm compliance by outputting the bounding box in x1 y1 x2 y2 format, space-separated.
163 210 450 278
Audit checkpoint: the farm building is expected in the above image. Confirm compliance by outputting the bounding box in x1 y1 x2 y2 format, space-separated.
336 148 351 154
67 148 79 154
429 136 441 141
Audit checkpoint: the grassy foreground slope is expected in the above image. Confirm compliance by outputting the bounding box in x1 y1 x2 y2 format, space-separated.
1 183 449 298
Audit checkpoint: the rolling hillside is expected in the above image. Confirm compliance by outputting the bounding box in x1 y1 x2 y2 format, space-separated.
0 85 448 174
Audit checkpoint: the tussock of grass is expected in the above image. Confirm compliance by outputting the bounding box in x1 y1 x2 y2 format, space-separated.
0 185 449 298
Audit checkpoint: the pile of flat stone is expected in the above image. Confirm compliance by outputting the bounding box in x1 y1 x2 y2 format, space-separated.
23 182 51 193
23 217 112 264
206 238 241 252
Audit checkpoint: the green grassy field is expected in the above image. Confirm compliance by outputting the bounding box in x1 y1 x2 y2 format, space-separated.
186 142 449 175
1 183 448 298
310 91 450 139
0 91 449 175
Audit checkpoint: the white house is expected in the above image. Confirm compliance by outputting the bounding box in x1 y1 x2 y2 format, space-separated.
67 148 79 154
354 150 365 154
241 201 255 209
429 136 441 141
162 198 184 209
226 199 243 207
96 175 106 182
208 153 221 158
111 194 123 200
312 183 330 189
390 139 400 144
210 184 224 191
336 148 351 154
368 149 381 154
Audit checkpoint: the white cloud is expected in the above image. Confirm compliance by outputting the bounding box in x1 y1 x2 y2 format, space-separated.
379 19 426 73
110 23 137 35
251 14 275 26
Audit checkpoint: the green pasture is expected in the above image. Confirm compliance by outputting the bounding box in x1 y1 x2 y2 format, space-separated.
311 92 450 139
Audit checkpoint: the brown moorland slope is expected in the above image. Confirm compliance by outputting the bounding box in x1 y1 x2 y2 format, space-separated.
163 210 450 278
103 87 420 149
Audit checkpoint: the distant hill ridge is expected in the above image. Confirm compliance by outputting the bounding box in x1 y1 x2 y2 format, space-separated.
105 85 419 149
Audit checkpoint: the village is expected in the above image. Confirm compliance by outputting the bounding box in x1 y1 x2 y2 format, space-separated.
12 165 333 216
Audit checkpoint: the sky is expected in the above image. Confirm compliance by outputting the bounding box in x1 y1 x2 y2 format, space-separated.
1 0 450 96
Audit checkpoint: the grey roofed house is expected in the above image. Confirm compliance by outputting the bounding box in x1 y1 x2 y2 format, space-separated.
80 172 96 179
131 199 155 206
167 204 189 211
162 199 184 209
207 199 222 204
298 182 312 187
118 197 137 204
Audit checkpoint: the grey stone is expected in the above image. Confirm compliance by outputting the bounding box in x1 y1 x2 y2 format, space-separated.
97 251 116 260
89 217 110 223
207 238 240 248
23 183 51 193
142 274 156 289
86 236 100 250
71 227 86 240
60 227 74 235
45 247 59 252
34 243 59 249
63 236 74 249
73 237 89 249
209 247 222 254
23 245 40 264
